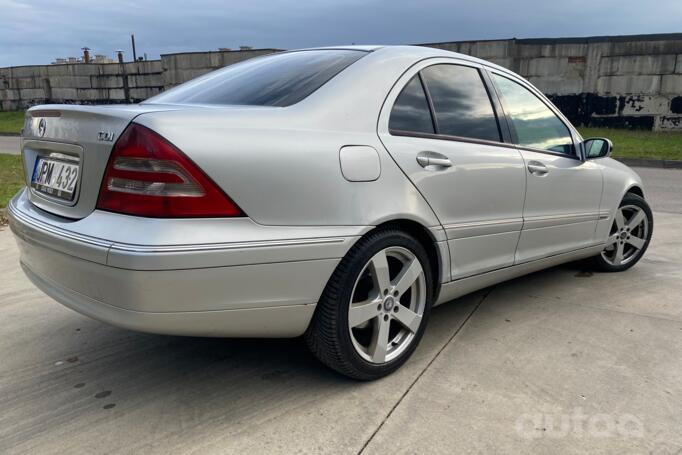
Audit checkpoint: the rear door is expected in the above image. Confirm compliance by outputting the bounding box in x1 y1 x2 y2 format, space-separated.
378 60 526 280
488 71 603 262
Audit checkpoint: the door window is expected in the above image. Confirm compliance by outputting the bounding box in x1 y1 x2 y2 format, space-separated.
420 64 501 142
492 74 574 155
389 75 435 134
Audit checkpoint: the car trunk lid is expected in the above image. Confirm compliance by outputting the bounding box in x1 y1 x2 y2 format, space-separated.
22 104 184 220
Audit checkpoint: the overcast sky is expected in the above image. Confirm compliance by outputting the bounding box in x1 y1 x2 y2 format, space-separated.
1 0 681 67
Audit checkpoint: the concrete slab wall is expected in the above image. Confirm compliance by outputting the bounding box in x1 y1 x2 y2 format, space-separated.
2 34 682 130
424 34 682 130
0 49 279 112
161 48 280 88
0 60 164 111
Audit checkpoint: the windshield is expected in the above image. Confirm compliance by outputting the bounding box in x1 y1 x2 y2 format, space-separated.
146 50 368 107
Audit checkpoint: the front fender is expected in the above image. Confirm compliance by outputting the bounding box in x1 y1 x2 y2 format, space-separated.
595 158 646 242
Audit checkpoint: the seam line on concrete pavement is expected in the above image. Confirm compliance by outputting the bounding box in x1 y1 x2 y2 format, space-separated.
651 209 682 215
562 299 682 325
357 287 494 455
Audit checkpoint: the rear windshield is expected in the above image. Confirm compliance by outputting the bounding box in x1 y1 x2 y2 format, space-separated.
146 50 367 107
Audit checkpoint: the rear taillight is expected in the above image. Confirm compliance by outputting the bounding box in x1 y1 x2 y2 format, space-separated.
96 124 244 218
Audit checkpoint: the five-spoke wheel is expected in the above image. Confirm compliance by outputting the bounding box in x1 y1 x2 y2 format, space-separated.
592 193 653 272
306 228 433 380
601 204 649 266
348 247 427 364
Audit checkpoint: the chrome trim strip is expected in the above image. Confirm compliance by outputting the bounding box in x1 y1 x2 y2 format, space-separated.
8 198 111 249
443 218 523 239
442 213 601 239
23 140 82 151
109 237 347 253
443 218 523 230
514 144 580 161
389 129 511 149
522 212 600 230
9 197 349 255
524 211 599 221
44 151 80 163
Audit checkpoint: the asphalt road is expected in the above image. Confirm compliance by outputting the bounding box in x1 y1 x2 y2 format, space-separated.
1 168 681 454
0 136 20 155
634 167 682 214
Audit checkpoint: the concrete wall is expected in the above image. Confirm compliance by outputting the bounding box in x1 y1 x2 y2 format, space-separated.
162 48 281 89
0 60 164 110
0 49 279 112
2 34 682 130
424 34 682 130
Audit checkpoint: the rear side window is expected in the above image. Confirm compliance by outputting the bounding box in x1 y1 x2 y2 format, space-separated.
389 75 435 134
146 50 367 107
420 64 501 142
492 74 574 155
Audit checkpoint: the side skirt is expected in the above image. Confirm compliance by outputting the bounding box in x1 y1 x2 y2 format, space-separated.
434 244 604 306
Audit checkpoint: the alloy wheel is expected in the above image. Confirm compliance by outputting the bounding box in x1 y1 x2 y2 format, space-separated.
601 205 649 266
347 247 427 364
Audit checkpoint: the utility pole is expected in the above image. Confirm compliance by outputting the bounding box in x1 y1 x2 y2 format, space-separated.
131 34 137 62
117 49 131 103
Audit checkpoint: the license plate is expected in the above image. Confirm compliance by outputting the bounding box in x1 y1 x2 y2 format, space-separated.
32 157 79 201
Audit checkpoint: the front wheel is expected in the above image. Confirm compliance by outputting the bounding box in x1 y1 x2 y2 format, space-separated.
590 193 653 272
305 228 433 380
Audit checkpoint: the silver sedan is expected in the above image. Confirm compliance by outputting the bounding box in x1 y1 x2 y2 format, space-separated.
9 46 653 380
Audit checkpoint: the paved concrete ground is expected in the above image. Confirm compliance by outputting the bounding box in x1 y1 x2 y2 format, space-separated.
0 136 20 155
1 168 681 454
634 167 682 214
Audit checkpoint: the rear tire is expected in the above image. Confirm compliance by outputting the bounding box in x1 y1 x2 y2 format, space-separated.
305 228 433 380
589 193 653 272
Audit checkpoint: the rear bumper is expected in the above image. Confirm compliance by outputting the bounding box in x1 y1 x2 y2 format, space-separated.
8 189 366 337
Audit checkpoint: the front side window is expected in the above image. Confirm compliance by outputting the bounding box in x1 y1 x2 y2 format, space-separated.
420 64 501 142
146 50 367 107
492 74 574 155
389 75 435 134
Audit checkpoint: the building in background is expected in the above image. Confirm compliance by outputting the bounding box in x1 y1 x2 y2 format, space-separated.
51 54 115 65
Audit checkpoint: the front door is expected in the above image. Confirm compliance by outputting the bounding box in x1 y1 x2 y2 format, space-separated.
378 61 527 280
489 72 603 263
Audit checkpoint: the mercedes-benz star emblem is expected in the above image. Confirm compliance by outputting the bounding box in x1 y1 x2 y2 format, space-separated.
38 118 47 137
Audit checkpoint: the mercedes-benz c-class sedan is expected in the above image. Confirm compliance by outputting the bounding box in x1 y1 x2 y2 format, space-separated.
9 46 653 380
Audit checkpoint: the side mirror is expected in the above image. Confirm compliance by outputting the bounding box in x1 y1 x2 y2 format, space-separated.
583 137 613 160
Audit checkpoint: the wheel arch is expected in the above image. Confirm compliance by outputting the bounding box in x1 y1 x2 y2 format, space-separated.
625 184 645 199
370 218 445 301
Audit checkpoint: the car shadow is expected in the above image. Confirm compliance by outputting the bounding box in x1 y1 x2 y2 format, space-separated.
46 261 593 395
3 261 602 450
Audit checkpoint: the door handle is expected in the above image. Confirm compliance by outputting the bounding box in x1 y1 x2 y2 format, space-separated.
527 161 548 176
416 151 452 169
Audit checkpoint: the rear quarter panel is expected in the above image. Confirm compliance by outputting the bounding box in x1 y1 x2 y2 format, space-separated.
134 109 441 229
134 49 448 229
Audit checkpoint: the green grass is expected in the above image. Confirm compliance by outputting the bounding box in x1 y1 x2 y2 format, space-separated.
578 127 682 161
0 111 25 135
0 154 24 208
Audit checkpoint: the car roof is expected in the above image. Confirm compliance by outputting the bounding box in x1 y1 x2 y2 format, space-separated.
292 44 513 75
294 45 385 52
